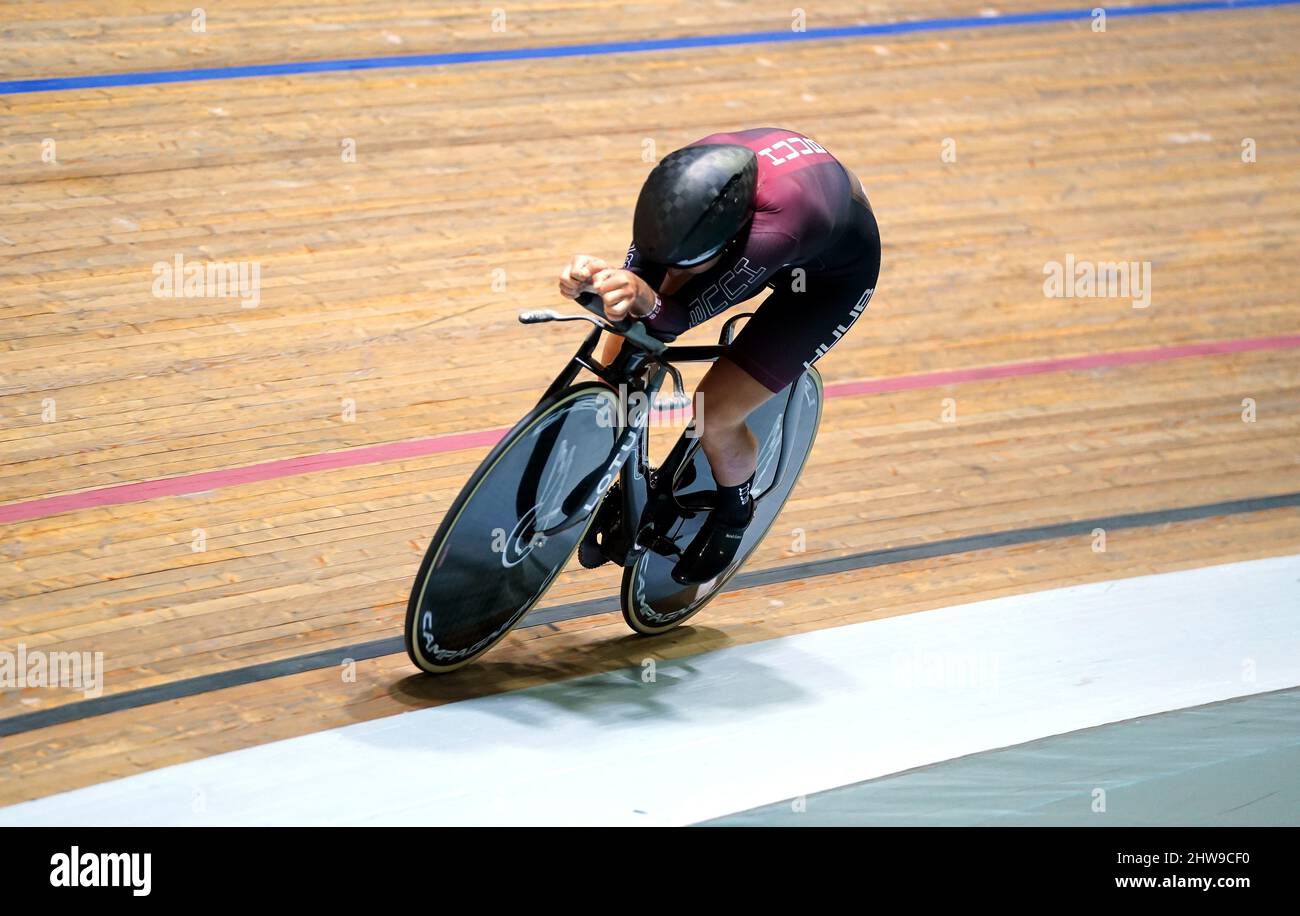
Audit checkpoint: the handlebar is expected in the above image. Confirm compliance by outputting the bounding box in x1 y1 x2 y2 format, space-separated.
574 292 666 354
575 291 633 333
518 290 666 355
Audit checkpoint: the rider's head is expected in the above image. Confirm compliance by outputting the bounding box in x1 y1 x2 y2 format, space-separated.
632 143 758 269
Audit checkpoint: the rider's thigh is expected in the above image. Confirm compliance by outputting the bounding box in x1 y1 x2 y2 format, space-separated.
694 356 779 432
727 268 879 393
726 207 881 393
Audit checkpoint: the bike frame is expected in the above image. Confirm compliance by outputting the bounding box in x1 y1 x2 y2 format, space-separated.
533 309 810 567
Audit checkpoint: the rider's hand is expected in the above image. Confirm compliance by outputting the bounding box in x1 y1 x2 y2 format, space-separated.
589 268 657 323
558 255 608 300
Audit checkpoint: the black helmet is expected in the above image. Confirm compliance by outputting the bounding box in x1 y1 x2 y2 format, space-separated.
632 143 758 268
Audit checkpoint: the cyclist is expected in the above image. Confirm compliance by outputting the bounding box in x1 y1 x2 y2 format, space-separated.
559 127 880 584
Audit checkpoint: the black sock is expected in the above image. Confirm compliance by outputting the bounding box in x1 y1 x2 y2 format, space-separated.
714 473 755 525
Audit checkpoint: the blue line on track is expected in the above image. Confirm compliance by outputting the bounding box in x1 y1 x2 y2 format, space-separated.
1 0 1296 95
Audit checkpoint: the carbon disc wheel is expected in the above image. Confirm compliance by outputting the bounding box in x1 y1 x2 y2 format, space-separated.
405 382 621 673
621 369 823 635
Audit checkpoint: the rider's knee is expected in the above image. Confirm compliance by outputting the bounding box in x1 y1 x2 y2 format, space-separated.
695 398 749 442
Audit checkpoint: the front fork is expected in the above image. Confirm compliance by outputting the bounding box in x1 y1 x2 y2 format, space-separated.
608 362 665 565
562 359 668 568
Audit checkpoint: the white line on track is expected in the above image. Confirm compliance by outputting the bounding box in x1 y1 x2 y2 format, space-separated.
5 554 1299 826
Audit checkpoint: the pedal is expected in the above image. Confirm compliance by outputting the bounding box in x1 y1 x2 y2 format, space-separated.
676 492 715 512
578 488 621 569
649 535 683 559
604 523 635 567
577 533 609 569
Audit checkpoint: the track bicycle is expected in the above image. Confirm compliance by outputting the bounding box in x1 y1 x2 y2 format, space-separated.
404 293 823 673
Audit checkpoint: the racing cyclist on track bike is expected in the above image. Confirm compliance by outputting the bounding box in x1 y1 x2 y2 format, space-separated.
559 127 881 585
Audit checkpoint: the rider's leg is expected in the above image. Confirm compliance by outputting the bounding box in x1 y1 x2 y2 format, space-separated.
669 359 773 584
673 205 881 584
694 356 776 487
597 331 624 369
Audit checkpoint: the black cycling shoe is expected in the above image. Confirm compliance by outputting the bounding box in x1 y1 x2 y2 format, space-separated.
670 507 753 585
578 484 621 569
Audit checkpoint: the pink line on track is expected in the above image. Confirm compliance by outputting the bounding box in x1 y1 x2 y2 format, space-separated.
3 333 1298 525
0 428 505 524
822 334 1300 398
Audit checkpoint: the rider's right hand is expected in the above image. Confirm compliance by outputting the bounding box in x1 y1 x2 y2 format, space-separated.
558 255 608 300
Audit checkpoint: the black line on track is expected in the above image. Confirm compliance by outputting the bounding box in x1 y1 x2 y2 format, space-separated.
3 490 1297 738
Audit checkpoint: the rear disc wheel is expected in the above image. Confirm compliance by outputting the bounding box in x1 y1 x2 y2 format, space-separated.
621 369 823 635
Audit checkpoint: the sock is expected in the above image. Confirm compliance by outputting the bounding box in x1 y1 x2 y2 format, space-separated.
714 473 755 525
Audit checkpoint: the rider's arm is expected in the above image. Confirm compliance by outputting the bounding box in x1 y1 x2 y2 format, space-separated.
625 229 800 339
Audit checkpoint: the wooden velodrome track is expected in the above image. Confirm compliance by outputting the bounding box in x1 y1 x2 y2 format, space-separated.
2 0 1299 807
